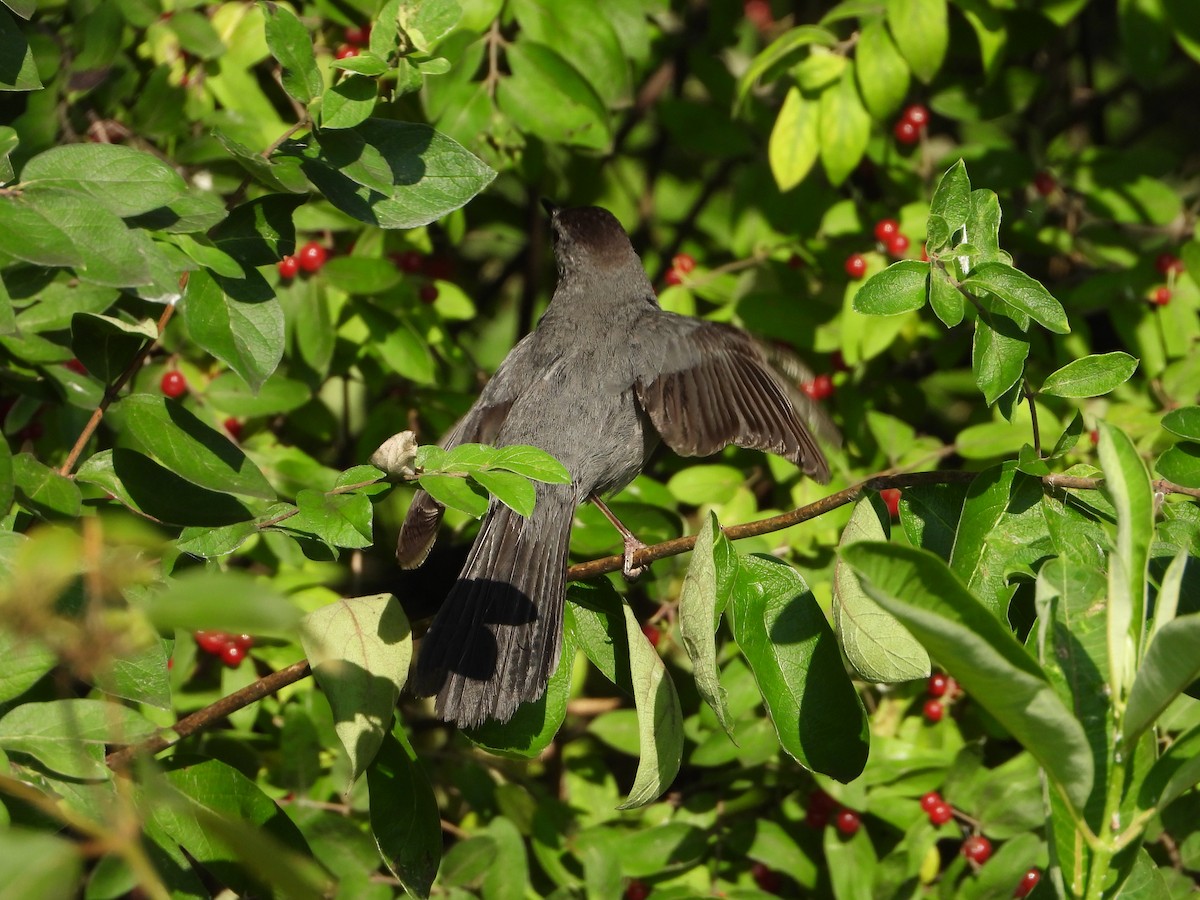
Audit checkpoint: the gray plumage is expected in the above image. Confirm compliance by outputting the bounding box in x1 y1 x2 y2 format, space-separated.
399 206 828 727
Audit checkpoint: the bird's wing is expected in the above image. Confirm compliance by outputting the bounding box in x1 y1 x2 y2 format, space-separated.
634 318 830 482
397 333 539 568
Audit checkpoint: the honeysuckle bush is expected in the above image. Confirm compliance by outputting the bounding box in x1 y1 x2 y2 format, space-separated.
1 0 1199 898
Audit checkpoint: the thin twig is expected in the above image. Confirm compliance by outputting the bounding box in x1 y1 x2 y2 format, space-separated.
59 302 176 477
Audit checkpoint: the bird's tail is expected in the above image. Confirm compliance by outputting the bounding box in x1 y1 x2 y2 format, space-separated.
411 485 576 727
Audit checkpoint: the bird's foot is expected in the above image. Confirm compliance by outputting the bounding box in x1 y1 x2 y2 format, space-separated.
622 533 649 581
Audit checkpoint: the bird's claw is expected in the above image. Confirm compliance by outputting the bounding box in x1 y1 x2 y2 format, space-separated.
622 534 648 580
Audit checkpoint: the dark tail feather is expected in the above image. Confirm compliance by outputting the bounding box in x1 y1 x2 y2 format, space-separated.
412 486 576 727
396 490 444 569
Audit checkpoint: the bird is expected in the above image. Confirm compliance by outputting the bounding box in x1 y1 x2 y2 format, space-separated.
398 203 830 727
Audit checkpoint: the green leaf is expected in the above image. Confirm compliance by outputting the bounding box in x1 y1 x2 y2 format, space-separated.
0 6 42 90
678 513 734 737
855 17 910 118
496 40 611 150
165 8 224 60
616 597 684 809
973 314 1029 407
834 498 930 682
208 194 303 266
286 119 497 229
214 129 310 194
321 74 378 130
1162 406 1200 441
490 445 571 484
204 370 311 417
171 233 243 278
417 473 488 518
97 639 172 710
70 312 155 386
793 52 846 92
367 728 441 898
509 0 631 107
1123 611 1200 744
928 264 963 327
262 1 323 105
321 256 401 294
465 623 575 759
397 0 461 52
0 628 56 704
886 0 948 83
2 0 35 20
0 426 12 517
929 159 971 239
0 195 82 267
852 260 929 316
331 51 389 76
77 449 254 527
281 489 374 550
118 393 275 499
181 269 284 392
1139 721 1200 811
300 594 411 786
667 464 745 506
142 569 301 637
0 698 157 780
1041 352 1138 398
768 86 819 192
0 125 16 184
818 67 870 187
471 469 536 517
1157 443 1200 489
12 453 81 518
840 542 1094 815
1097 422 1153 701
20 189 163 288
734 24 838 110
0 830 82 900
21 144 188 218
175 521 259 558
962 262 1070 334
730 553 869 782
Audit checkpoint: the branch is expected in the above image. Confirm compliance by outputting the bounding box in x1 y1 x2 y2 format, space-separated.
105 468 1200 768
59 302 176 477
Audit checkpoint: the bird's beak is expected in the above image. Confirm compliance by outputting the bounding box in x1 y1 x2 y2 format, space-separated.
540 198 559 218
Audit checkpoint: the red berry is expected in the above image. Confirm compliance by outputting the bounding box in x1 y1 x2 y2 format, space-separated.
845 253 867 279
1033 171 1057 197
902 104 930 128
835 808 861 836
641 623 661 648
806 374 835 400
928 801 953 825
335 44 358 59
923 699 944 722
743 0 773 30
393 250 424 273
787 253 804 269
624 880 650 900
672 253 696 273
894 119 920 145
344 24 370 46
752 861 781 892
297 241 328 273
805 789 835 828
664 268 684 286
874 218 900 242
1014 868 1041 898
418 283 439 303
194 631 228 655
161 371 187 398
887 234 910 256
223 417 242 440
1155 253 1184 276
422 255 455 281
961 835 993 865
233 633 254 650
881 488 901 519
920 791 942 813
928 672 949 698
830 349 849 372
65 358 87 375
277 255 299 279
220 643 247 667
167 657 174 670
920 243 929 262
1153 286 1171 306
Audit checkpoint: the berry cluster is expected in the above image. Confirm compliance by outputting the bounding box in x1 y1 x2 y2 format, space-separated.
751 861 781 893
893 103 930 145
664 252 696 287
923 671 957 722
390 249 450 302
194 631 254 667
278 241 329 280
873 218 910 257
336 22 370 59
803 789 861 837
1151 252 1185 307
919 790 954 825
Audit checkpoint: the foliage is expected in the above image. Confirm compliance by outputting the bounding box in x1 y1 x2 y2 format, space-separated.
1 0 1200 898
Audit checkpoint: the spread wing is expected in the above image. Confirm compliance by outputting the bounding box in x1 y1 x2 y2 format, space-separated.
397 333 539 567
634 320 830 483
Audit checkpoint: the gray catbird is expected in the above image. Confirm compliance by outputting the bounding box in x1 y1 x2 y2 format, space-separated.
399 204 829 727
